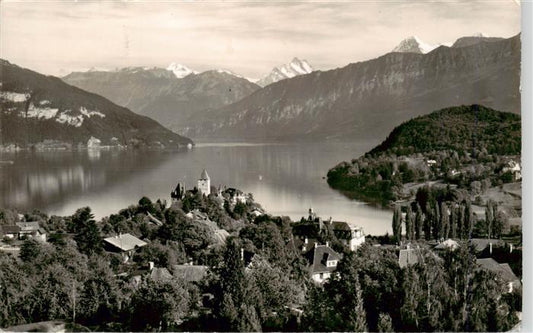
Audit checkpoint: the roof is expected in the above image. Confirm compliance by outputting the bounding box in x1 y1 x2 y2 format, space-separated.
331 221 353 231
150 267 173 282
470 238 504 252
103 233 147 252
16 222 40 232
435 239 459 250
1 225 21 234
200 169 210 180
172 265 208 282
398 248 423 268
304 245 342 274
476 258 520 284
294 237 319 253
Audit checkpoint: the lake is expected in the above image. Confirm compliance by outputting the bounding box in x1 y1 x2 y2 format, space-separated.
0 142 392 235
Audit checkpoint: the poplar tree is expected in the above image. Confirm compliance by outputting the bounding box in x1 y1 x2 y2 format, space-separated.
392 205 402 244
485 201 494 238
405 205 414 241
415 206 424 240
441 202 450 239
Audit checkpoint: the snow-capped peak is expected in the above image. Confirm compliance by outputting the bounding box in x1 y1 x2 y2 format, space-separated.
166 63 198 78
392 36 438 54
256 58 313 87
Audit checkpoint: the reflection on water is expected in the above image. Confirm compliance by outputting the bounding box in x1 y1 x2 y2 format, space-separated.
0 142 392 235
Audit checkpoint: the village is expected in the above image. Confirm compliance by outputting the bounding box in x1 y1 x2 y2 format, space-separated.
0 167 523 331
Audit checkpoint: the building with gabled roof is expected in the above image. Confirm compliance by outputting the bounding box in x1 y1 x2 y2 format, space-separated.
15 222 46 242
1 225 21 239
330 221 365 251
476 258 521 293
103 233 147 262
172 264 208 283
398 247 424 268
304 243 342 284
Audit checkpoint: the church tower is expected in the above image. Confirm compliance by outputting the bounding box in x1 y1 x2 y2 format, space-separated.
197 169 211 195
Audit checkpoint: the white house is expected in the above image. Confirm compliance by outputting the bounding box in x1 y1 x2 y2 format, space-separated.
305 243 342 284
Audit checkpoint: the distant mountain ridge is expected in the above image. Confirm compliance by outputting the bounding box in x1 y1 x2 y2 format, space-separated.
0 59 193 148
256 58 314 87
63 66 260 133
178 34 520 142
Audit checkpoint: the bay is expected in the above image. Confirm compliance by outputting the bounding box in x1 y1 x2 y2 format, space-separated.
0 142 392 235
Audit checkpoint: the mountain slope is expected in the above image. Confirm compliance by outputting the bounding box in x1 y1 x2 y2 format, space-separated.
179 34 520 142
256 58 313 87
327 105 521 203
0 60 193 148
63 67 260 133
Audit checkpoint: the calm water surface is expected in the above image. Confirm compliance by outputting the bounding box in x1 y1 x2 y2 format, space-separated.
0 142 392 235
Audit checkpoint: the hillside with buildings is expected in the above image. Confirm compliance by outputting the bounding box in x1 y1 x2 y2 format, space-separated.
0 167 522 332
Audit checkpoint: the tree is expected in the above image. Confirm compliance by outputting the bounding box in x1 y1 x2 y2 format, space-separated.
432 201 441 240
79 257 121 326
129 278 189 331
485 201 494 238
415 205 424 240
424 203 432 240
440 202 450 239
71 207 103 256
405 205 414 241
492 208 507 239
392 205 402 244
377 313 394 332
450 205 457 239
350 275 368 332
214 238 247 330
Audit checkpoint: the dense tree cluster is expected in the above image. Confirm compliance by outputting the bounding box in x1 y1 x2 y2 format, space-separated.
304 244 520 332
0 185 521 332
328 105 521 205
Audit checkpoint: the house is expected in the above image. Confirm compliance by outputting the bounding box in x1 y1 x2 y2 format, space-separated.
398 246 424 268
1 225 21 239
476 258 521 293
470 238 504 254
502 160 521 181
434 239 460 251
304 243 342 284
197 169 211 195
223 187 247 204
330 221 365 251
103 233 147 262
16 222 47 242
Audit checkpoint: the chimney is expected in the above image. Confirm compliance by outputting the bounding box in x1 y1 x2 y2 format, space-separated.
314 242 318 248
240 248 244 261
326 241 329 247
489 242 493 255
406 243 410 250
510 244 513 253
304 237 308 244
149 261 154 271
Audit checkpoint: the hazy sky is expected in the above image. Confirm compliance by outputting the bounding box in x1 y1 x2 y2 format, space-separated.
0 0 521 78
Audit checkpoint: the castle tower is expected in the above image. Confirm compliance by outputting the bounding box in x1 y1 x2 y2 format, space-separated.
197 169 211 195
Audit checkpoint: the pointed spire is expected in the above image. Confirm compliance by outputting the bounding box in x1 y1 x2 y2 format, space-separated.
200 169 210 180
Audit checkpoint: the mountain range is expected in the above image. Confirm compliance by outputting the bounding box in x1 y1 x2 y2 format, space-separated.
177 34 520 142
0 60 193 148
256 58 313 87
63 66 260 133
